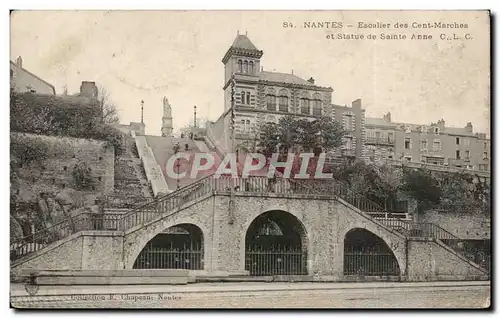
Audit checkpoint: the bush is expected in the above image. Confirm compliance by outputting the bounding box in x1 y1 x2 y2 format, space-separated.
10 91 125 155
10 134 49 166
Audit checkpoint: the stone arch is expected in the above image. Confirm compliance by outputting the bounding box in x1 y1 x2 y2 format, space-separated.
240 207 310 275
124 217 210 269
342 227 403 277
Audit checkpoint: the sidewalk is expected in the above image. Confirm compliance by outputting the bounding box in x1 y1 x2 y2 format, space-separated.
10 280 490 297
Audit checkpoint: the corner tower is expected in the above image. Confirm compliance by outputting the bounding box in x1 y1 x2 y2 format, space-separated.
221 31 263 111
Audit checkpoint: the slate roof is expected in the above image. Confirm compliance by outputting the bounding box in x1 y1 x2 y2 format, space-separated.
259 71 313 85
231 34 259 51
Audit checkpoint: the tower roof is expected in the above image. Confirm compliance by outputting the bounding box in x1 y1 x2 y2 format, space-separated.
222 32 263 64
231 34 259 51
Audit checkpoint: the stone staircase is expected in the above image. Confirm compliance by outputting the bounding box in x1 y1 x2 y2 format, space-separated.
110 136 154 209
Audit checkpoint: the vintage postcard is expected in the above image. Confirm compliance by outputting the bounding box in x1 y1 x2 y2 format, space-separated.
10 10 490 309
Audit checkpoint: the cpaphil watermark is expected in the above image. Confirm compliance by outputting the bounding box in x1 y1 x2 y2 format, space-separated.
165 152 334 180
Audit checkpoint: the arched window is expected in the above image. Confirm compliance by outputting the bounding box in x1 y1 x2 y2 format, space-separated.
267 95 277 111
249 61 254 74
238 60 243 73
279 89 289 112
301 98 310 115
246 92 251 105
313 93 322 116
243 61 249 73
240 91 246 105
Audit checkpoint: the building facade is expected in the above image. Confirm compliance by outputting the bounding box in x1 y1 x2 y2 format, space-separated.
213 32 365 159
366 113 491 171
10 56 56 95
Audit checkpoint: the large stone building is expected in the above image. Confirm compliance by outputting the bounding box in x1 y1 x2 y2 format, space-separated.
365 112 491 171
209 32 365 159
10 56 56 95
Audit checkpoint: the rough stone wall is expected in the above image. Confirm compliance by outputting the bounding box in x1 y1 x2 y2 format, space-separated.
421 210 490 240
12 235 84 270
12 132 114 195
81 232 124 270
407 239 486 281
123 192 407 277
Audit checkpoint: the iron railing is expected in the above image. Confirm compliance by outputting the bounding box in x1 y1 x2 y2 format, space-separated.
344 250 401 276
245 245 307 276
103 195 154 209
133 243 203 270
10 172 491 274
10 212 123 261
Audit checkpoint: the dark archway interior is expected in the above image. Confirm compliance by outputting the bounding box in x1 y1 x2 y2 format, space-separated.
343 228 400 276
133 223 203 270
245 210 307 276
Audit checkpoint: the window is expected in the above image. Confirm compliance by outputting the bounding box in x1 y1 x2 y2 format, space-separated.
420 140 427 150
345 137 353 150
267 94 276 111
344 115 352 131
464 138 470 146
434 127 440 134
240 91 245 104
241 119 245 131
243 60 248 73
456 137 460 145
246 120 251 132
313 99 322 116
388 132 394 142
456 150 461 160
465 150 470 159
301 98 310 115
249 61 254 74
246 92 251 105
479 164 489 171
483 152 488 160
404 137 411 150
432 140 441 151
484 142 488 149
279 95 288 112
238 60 243 73
404 156 412 162
375 131 381 138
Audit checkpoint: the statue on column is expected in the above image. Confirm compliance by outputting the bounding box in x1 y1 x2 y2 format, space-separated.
162 96 174 137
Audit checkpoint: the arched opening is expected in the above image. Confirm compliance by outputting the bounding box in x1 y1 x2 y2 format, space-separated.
343 228 400 276
133 223 203 270
245 210 307 276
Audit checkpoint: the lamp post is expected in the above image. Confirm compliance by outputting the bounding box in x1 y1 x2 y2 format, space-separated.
173 142 181 190
193 105 197 129
140 100 144 124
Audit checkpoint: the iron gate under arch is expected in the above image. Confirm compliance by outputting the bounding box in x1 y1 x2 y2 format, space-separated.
245 210 308 276
343 228 400 277
133 224 203 270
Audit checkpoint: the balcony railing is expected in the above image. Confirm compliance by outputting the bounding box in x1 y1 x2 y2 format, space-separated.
365 137 395 145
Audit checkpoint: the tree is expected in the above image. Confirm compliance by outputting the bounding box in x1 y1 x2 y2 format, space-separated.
401 168 441 215
97 85 120 124
179 117 209 136
258 115 345 156
373 163 402 210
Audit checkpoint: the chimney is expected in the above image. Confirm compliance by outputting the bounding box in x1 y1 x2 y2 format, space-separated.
16 56 23 68
437 118 445 130
383 112 392 122
352 99 362 109
80 81 98 99
465 122 473 133
307 77 315 84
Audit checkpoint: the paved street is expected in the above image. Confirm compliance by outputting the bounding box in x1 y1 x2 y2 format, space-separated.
11 281 490 309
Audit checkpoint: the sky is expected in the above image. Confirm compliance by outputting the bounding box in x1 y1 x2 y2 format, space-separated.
10 10 490 136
